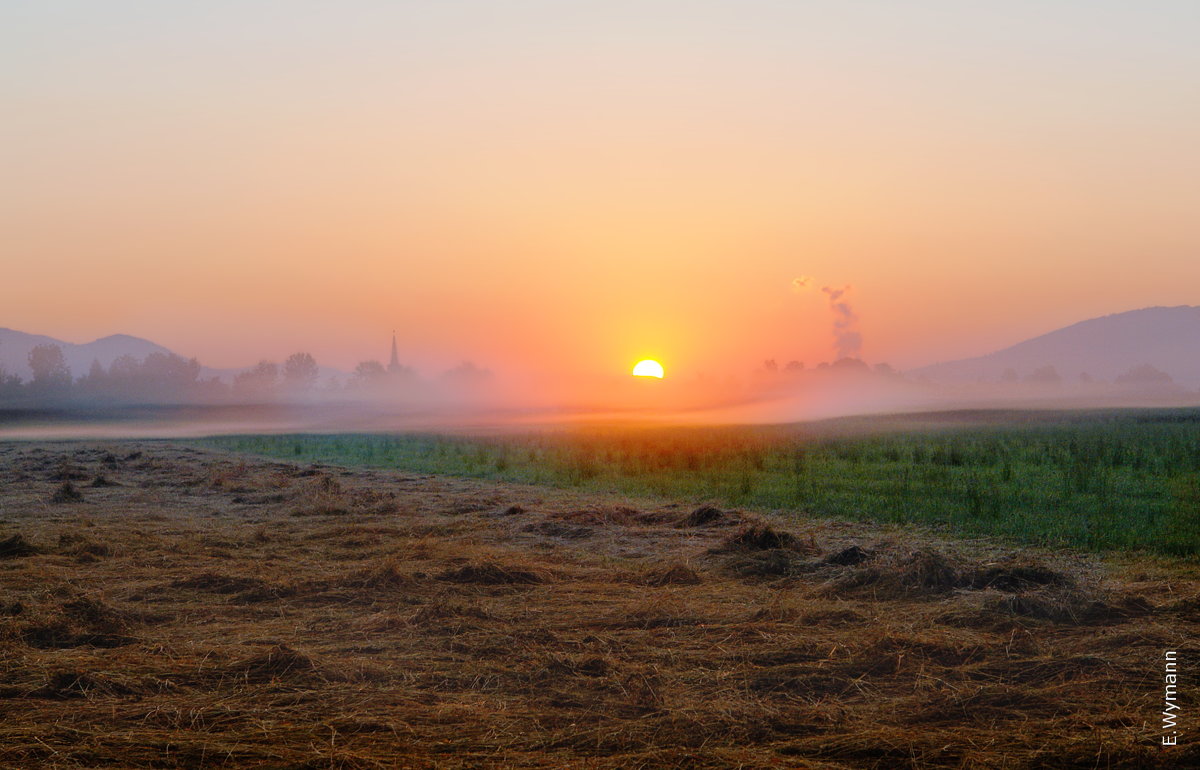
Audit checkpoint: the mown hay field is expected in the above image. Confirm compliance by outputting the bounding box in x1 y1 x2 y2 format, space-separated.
1 437 1196 768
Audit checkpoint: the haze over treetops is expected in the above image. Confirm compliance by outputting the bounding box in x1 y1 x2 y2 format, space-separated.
4 2 1198 398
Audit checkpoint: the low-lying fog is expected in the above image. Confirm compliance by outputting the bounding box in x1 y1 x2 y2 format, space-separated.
2 362 1196 440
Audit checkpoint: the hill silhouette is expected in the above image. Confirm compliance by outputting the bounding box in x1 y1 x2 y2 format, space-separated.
912 306 1200 387
0 328 350 385
0 328 174 380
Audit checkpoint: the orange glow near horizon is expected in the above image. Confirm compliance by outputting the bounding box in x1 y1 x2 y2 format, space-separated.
2 3 1199 395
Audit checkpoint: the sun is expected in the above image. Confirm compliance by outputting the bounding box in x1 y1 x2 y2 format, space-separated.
632 359 665 379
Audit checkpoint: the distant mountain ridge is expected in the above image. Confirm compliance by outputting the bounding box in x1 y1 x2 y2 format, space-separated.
0 328 346 384
0 328 175 380
912 306 1200 387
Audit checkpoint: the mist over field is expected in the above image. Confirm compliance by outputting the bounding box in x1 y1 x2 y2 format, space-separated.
3 304 1200 439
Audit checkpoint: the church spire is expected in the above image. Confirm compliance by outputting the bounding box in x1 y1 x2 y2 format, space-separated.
388 330 402 373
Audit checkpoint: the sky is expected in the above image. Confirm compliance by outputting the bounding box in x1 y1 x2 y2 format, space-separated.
3 1 1199 392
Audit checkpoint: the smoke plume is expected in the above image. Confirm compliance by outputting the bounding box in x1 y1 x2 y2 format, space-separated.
821 285 862 360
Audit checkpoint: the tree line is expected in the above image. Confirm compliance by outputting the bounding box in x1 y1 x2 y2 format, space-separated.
0 344 490 405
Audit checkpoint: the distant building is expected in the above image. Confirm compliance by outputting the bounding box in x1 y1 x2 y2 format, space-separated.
387 331 404 375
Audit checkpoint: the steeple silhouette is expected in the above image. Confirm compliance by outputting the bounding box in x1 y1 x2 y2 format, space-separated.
387 331 403 374
388 331 403 374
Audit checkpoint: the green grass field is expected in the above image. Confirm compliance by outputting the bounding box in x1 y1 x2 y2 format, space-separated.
207 408 1200 555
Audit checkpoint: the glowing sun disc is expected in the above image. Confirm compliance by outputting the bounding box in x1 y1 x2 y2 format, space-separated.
632 359 665 379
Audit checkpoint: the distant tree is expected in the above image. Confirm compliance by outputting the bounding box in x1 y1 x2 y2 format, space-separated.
1000 368 1019 383
107 355 140 384
0 368 20 398
27 344 71 391
193 376 230 401
874 362 897 377
0 350 20 398
139 352 201 394
1025 365 1061 384
0 342 22 398
388 362 416 380
233 361 279 399
81 353 202 401
1078 372 1093 384
1115 364 1173 385
783 360 804 374
830 357 869 372
283 352 319 392
441 361 491 387
762 359 778 374
351 360 388 388
85 358 106 383
76 358 108 394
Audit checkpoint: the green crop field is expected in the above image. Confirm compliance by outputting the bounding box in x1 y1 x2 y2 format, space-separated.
207 408 1200 556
